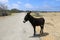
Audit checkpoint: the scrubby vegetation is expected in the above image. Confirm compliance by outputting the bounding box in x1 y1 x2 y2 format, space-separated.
0 9 24 16
0 3 24 16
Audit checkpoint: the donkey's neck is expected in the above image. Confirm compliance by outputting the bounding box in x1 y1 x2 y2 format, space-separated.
28 15 34 23
29 15 34 19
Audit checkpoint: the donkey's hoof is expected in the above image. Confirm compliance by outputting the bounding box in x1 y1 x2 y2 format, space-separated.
33 34 36 36
40 32 43 35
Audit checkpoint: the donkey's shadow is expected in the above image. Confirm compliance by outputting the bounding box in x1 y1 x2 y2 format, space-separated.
29 32 49 38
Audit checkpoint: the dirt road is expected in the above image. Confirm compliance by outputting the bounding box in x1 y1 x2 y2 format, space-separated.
0 12 60 40
0 13 40 40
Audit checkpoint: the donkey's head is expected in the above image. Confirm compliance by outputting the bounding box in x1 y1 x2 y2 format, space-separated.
23 11 31 23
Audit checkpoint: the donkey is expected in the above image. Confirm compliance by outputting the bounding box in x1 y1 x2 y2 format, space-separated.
23 11 45 36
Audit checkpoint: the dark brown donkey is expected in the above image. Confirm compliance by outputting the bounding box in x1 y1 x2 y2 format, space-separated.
23 11 45 36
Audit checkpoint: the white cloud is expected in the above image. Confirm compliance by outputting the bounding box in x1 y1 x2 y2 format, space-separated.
11 3 19 9
24 3 33 8
0 0 8 3
40 3 51 9
8 1 22 9
43 4 51 8
17 1 22 4
36 3 53 11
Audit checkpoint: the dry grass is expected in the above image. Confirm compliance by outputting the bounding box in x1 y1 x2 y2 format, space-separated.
31 12 60 40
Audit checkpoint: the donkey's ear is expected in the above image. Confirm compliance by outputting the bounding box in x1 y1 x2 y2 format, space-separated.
27 11 31 14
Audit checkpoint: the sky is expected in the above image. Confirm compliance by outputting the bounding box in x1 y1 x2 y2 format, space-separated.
0 0 60 11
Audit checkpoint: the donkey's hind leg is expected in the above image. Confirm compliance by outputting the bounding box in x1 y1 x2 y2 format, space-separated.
40 25 44 34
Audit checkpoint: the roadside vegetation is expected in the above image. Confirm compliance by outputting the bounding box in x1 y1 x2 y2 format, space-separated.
0 3 24 16
0 3 60 16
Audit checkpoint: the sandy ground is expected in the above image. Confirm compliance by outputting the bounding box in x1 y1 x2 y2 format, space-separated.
0 12 60 40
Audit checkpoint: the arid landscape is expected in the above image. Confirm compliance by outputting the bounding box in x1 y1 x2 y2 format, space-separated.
0 12 60 40
31 12 60 40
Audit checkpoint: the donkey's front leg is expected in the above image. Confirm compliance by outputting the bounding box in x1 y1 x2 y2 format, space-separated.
33 26 36 36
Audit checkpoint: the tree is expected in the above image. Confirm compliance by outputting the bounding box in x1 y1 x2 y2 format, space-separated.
0 3 8 16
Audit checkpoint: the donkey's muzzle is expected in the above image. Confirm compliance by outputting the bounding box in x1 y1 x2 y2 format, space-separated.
23 20 26 23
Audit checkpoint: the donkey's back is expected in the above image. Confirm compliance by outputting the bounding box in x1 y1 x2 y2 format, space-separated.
31 17 45 26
